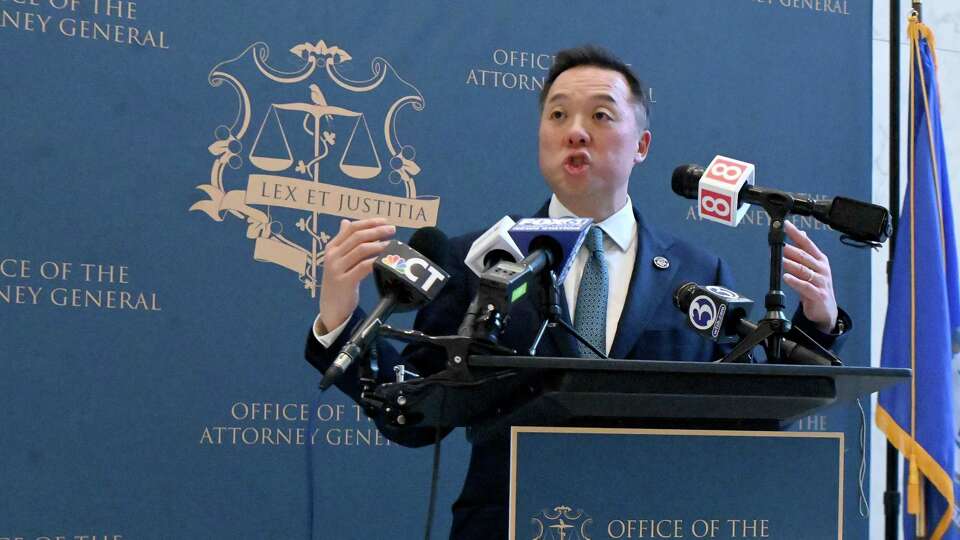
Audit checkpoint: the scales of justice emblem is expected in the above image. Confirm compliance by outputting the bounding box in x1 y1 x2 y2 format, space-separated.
531 505 593 540
190 40 439 301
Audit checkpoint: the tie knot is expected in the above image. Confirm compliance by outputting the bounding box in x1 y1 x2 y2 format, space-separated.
585 226 605 255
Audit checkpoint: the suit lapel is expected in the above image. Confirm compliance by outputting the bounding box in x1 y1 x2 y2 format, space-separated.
609 208 677 359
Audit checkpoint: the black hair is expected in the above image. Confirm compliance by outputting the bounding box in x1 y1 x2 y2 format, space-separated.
539 45 649 129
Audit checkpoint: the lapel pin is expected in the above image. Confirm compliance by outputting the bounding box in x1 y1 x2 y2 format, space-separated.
652 256 670 270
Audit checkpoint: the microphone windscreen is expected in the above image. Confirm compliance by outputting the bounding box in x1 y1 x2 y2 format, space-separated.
409 226 450 269
827 197 892 243
673 282 698 311
671 164 704 200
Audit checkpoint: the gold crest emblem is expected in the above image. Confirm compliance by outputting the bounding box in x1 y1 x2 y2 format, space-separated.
532 504 593 540
191 40 439 300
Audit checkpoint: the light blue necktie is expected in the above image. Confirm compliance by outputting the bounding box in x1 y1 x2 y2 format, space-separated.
574 226 608 357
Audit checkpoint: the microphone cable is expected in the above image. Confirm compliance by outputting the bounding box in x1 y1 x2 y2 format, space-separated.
422 384 447 540
306 388 322 540
793 325 868 516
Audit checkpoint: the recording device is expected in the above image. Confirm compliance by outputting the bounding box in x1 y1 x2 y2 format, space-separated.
319 227 450 390
463 217 592 342
673 282 836 365
671 158 891 243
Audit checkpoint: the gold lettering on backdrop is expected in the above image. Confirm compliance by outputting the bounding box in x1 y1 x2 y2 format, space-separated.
192 40 439 303
466 48 551 93
751 0 850 16
199 402 392 448
0 534 124 540
0 0 170 49
682 199 834 231
798 414 829 431
466 48 658 104
0 259 161 312
600 517 772 538
246 175 438 228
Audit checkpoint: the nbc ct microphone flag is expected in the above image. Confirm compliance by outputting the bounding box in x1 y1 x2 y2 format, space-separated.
877 15 960 540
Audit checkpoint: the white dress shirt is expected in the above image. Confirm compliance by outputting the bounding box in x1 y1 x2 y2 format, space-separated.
549 195 638 355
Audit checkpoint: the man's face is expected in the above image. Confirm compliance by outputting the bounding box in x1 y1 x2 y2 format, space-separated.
538 65 650 219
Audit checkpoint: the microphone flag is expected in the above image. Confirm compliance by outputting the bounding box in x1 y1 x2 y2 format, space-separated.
697 155 755 227
508 217 592 282
374 239 450 311
464 216 524 277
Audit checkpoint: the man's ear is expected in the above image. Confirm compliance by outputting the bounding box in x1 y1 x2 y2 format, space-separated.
635 130 652 164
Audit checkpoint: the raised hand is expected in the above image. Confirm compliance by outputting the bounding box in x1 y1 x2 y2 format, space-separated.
781 220 838 333
318 218 396 332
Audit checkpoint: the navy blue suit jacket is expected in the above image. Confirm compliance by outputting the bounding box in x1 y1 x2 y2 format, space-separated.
304 204 846 539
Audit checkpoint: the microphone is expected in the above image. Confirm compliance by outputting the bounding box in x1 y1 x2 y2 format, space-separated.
673 282 836 365
488 217 592 306
459 217 525 336
463 218 592 341
319 227 450 390
463 216 524 277
673 282 755 344
508 217 593 282
672 158 892 243
674 156 755 227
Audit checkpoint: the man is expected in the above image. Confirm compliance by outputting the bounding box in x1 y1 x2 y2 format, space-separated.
305 45 848 539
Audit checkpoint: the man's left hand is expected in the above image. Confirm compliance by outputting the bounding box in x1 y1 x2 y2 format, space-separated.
782 220 838 333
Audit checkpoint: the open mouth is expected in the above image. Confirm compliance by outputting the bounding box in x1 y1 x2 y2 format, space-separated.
563 154 590 175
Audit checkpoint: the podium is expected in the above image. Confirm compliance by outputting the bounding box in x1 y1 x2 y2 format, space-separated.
369 357 909 539
371 356 909 433
376 356 910 540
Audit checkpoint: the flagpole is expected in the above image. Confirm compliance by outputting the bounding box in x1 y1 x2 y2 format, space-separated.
907 5 925 538
885 0 903 538
885 2 930 536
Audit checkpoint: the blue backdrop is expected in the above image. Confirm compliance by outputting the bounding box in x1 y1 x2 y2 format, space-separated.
0 1 871 538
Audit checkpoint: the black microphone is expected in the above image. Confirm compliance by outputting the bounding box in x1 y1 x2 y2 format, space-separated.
673 282 754 344
481 218 592 309
673 282 836 366
508 217 593 282
459 219 524 337
464 218 592 342
319 227 450 390
671 164 891 243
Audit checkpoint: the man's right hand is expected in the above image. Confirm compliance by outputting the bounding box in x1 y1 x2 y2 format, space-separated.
318 218 396 333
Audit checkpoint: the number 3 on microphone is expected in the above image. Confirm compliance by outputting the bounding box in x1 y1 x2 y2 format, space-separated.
700 193 732 219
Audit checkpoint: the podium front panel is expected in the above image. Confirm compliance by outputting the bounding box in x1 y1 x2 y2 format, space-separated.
510 427 843 540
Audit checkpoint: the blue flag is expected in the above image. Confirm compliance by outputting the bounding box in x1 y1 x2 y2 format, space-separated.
877 16 960 540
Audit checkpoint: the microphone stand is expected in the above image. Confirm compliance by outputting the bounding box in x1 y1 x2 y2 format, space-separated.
528 270 607 358
356 343 379 415
719 197 794 363
355 325 516 417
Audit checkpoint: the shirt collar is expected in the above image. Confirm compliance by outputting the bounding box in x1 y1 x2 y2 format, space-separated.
547 195 636 252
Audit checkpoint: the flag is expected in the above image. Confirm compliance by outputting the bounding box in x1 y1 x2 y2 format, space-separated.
877 15 960 540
